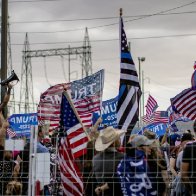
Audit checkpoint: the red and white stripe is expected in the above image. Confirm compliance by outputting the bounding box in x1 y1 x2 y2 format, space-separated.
58 137 83 196
146 95 158 117
153 111 168 123
37 83 99 132
67 123 88 158
142 111 168 124
7 128 16 138
142 116 154 124
171 88 196 120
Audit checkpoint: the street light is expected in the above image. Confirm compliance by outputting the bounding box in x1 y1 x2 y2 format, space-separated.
138 57 145 124
138 57 145 84
142 74 150 116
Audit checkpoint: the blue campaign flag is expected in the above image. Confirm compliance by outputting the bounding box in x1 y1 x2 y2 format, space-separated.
93 97 118 129
167 105 191 125
138 123 168 138
8 113 38 137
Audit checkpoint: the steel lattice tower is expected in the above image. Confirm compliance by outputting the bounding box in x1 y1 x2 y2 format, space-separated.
19 33 35 113
82 27 92 78
22 28 92 81
19 29 92 113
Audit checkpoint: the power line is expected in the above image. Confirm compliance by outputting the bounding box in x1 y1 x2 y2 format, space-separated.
149 78 182 91
124 0 196 23
7 33 196 46
9 0 61 3
9 0 196 34
9 11 196 24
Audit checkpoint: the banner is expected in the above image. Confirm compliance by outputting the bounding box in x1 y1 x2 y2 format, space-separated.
38 69 104 128
93 97 118 129
138 123 168 138
8 113 38 137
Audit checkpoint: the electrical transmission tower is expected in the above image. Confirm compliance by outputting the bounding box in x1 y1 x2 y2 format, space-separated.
82 27 92 78
19 29 92 113
20 33 35 113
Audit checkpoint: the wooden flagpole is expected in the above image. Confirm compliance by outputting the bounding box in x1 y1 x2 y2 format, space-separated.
63 89 91 141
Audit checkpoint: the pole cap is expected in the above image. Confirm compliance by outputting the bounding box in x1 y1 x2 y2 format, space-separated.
120 8 123 16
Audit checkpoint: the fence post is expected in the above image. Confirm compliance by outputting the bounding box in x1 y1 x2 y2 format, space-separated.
28 125 38 196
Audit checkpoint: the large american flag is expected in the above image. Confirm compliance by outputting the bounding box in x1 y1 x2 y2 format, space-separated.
37 70 104 132
60 92 88 158
58 92 86 196
171 87 196 120
146 95 158 117
117 14 141 143
142 111 169 124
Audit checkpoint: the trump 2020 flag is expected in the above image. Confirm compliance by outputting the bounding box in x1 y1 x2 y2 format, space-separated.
117 10 141 143
37 70 104 132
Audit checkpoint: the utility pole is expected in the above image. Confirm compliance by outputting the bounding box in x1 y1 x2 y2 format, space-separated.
68 45 70 82
1 0 8 118
138 57 145 124
142 73 150 117
142 70 144 117
128 42 131 53
7 20 16 114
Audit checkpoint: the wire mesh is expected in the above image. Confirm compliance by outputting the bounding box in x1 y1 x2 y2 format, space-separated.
0 125 195 196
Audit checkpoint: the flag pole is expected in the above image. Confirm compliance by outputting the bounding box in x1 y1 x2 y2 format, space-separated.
99 70 104 118
63 89 91 141
119 8 122 56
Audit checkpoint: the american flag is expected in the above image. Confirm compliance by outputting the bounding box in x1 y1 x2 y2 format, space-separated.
6 128 16 138
58 137 83 196
70 70 104 112
37 70 104 132
142 111 168 124
38 84 64 132
171 87 196 120
57 92 86 196
117 13 141 143
60 92 88 158
145 95 158 117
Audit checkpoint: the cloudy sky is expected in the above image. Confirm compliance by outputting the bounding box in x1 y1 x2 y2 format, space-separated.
5 0 196 113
